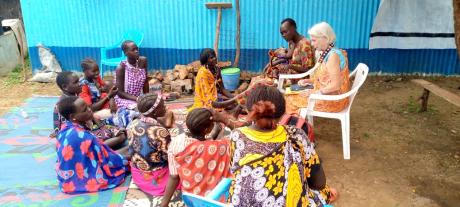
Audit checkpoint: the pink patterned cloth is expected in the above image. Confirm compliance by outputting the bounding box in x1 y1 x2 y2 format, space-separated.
114 60 146 109
131 164 171 196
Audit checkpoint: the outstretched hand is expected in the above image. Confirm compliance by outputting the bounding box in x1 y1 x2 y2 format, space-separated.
108 86 118 98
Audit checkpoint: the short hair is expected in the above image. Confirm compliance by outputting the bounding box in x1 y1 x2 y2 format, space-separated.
246 85 285 119
199 48 216 65
56 71 75 90
57 96 79 120
137 93 161 115
81 58 98 71
121 40 135 52
308 22 336 44
186 108 214 136
281 18 297 29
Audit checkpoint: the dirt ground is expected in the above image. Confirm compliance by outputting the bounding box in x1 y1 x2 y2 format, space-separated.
0 75 459 207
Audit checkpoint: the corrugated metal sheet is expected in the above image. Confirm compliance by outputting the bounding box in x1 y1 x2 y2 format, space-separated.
21 0 460 74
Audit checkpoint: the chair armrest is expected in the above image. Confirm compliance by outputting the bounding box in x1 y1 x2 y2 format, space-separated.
278 64 319 92
206 178 232 200
309 89 355 101
279 65 317 79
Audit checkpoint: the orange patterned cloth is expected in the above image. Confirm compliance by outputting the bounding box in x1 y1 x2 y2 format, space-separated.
174 138 232 197
291 37 315 70
285 49 351 114
189 66 218 111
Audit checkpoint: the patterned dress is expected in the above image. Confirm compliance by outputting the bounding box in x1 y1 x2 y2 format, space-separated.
285 48 351 115
114 60 146 127
290 37 315 71
79 76 109 109
114 60 146 109
55 121 128 194
51 95 115 140
189 66 218 111
127 117 170 192
228 125 331 207
127 117 184 206
169 133 231 197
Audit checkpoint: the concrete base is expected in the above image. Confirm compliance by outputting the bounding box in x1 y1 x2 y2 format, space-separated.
0 31 20 76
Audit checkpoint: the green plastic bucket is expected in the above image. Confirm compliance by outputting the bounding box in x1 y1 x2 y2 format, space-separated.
221 68 240 90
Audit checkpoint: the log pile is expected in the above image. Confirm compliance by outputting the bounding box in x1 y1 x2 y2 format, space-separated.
149 61 258 96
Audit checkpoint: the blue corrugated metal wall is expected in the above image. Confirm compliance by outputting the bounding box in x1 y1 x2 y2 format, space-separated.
21 0 460 74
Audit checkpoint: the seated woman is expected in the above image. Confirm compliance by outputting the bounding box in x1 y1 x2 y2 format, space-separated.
51 72 124 144
228 85 337 206
79 58 118 121
263 18 315 78
213 18 315 113
161 108 231 207
189 48 234 111
55 96 128 194
114 40 148 127
285 22 351 114
125 93 182 206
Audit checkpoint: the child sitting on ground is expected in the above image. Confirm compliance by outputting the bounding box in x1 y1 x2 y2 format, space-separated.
79 58 118 113
113 40 148 128
55 96 128 194
93 79 119 125
52 72 126 148
161 108 231 207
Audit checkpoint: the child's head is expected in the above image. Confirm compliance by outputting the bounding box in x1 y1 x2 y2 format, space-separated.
186 108 214 138
101 79 114 93
137 93 166 118
121 40 139 60
81 58 100 80
274 48 288 57
56 72 81 95
199 48 217 68
246 86 286 130
58 96 93 123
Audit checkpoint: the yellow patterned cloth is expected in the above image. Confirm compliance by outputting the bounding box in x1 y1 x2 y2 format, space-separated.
228 125 331 207
286 49 351 115
189 66 218 111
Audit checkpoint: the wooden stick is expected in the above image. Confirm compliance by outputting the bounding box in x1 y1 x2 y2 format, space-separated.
233 0 241 67
214 7 222 59
420 89 430 112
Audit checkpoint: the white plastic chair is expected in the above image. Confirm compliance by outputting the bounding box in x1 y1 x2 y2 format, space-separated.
277 63 320 93
297 63 369 159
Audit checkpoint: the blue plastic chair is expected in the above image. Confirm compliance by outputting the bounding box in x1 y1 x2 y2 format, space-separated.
182 178 232 207
99 30 144 77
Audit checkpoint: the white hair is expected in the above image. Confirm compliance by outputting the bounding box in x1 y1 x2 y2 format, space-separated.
308 22 336 44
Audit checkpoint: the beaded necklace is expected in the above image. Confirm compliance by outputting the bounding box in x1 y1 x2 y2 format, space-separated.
317 42 335 63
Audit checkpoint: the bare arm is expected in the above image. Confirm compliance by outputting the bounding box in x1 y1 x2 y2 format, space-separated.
307 161 327 190
140 57 149 94
90 86 118 111
161 174 180 207
103 133 127 148
319 53 342 94
116 64 137 101
288 64 308 73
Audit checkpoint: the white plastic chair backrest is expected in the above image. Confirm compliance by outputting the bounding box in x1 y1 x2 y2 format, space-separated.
346 63 369 111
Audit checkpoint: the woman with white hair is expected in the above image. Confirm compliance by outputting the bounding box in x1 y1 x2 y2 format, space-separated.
286 22 351 115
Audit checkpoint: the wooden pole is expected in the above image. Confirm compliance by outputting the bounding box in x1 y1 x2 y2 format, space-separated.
214 7 222 59
454 0 460 58
420 89 430 112
233 0 241 67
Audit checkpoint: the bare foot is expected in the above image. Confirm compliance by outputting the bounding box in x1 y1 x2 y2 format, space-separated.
328 187 339 203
